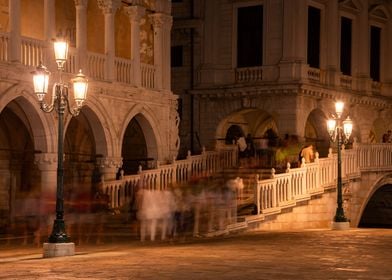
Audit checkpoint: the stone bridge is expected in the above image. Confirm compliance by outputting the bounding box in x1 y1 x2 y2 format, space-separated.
102 143 392 233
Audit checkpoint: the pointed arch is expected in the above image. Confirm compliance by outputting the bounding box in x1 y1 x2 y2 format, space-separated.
121 103 162 161
0 83 56 153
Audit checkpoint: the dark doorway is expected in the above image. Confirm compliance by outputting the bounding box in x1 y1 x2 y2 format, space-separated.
121 118 148 174
225 125 244 144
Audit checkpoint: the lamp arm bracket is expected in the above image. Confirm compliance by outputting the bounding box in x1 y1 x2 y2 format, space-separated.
65 98 81 117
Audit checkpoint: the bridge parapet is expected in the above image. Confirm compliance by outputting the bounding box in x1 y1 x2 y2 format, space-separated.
254 143 392 216
100 145 239 210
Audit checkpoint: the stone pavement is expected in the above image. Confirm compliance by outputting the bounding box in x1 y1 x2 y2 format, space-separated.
0 228 391 280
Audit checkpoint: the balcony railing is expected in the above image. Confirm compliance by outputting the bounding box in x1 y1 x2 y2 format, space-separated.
235 66 263 83
0 34 157 89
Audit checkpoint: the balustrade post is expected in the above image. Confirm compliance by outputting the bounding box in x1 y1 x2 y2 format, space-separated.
255 175 260 215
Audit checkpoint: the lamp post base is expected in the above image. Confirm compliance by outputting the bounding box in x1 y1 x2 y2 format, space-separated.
43 242 75 258
331 221 350 230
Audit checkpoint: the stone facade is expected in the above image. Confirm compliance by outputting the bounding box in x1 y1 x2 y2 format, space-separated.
0 0 176 227
171 0 392 158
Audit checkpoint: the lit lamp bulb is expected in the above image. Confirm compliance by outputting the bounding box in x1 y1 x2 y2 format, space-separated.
32 63 50 102
327 119 336 137
72 69 88 108
335 101 344 118
343 116 353 139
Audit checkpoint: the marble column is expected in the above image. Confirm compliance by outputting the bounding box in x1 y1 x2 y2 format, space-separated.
124 5 145 87
97 0 121 81
325 0 340 86
35 153 58 216
75 0 88 72
150 13 173 91
44 0 56 41
9 0 21 63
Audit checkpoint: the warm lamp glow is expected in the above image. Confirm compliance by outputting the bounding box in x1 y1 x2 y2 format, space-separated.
72 69 88 107
343 116 353 139
54 40 68 68
327 119 336 136
335 101 344 117
32 64 50 102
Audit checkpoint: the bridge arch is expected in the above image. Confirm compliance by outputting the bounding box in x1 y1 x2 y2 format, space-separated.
215 108 278 146
357 174 392 228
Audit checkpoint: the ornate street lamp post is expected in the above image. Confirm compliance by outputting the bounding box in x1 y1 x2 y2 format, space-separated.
32 39 88 257
327 101 353 230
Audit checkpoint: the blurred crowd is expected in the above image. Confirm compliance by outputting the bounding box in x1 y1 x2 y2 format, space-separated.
136 177 244 242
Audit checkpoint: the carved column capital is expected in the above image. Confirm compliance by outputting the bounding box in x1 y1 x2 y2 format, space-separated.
149 13 172 29
97 156 122 169
34 152 58 171
97 0 121 14
124 5 145 22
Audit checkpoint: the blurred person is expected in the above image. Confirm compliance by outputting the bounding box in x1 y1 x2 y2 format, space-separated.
300 144 315 164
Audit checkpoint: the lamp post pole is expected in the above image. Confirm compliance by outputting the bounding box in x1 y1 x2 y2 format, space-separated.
49 83 67 242
335 122 346 222
327 101 353 229
32 39 88 256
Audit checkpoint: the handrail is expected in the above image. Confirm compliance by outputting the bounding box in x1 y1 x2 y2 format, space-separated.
101 145 239 209
254 143 392 215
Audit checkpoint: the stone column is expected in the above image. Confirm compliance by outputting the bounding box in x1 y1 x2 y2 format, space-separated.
150 13 173 91
97 0 121 81
355 0 371 93
383 4 392 95
97 156 122 181
124 5 145 87
325 0 340 86
279 0 307 81
74 0 88 72
44 0 56 41
0 153 11 221
9 0 21 63
35 153 58 216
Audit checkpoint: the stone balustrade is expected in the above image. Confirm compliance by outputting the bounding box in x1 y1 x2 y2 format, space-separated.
101 145 238 210
0 33 157 90
255 143 392 216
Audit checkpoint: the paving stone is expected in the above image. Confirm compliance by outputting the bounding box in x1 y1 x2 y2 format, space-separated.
0 228 391 279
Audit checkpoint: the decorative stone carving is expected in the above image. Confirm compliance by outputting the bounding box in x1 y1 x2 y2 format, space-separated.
150 13 173 29
97 156 123 169
34 153 58 171
124 5 145 22
169 99 180 156
97 0 121 14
